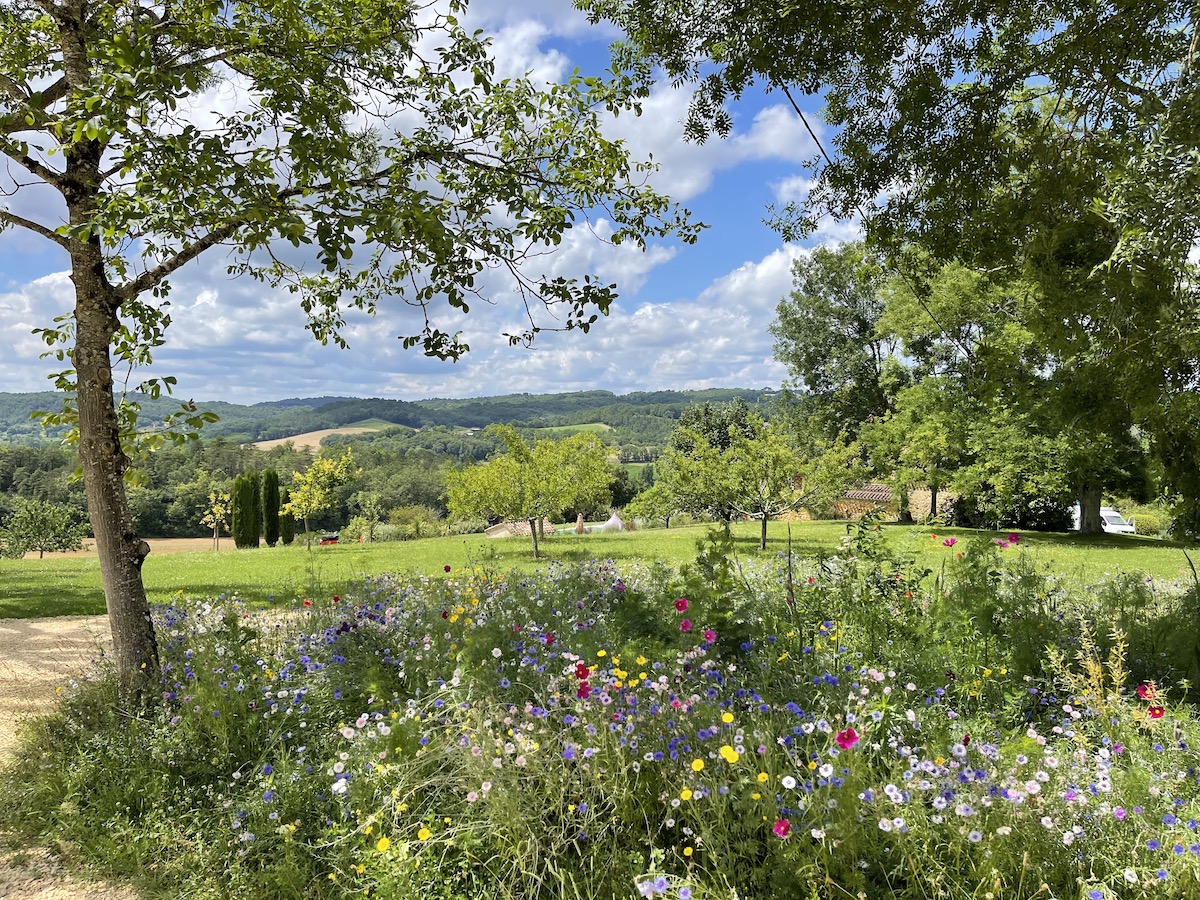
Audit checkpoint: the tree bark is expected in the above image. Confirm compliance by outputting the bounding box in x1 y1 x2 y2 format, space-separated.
760 513 768 550
929 484 939 521
73 266 159 697
528 518 540 558
1077 484 1104 534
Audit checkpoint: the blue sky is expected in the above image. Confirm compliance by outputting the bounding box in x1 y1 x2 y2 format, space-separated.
0 0 858 405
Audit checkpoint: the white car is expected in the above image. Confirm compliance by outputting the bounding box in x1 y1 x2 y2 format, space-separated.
1071 505 1136 534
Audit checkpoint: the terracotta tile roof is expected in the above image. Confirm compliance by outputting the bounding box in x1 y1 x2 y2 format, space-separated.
842 483 893 503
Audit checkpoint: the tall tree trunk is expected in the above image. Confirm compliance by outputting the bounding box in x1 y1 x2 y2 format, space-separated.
1077 484 1104 534
74 272 159 697
929 483 939 521
528 518 540 558
760 513 768 550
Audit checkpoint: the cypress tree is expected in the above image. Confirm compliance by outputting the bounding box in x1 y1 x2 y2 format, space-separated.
250 469 263 544
262 469 281 547
232 473 258 549
280 487 296 546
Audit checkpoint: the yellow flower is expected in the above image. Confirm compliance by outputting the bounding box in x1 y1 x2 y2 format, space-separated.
751 792 762 800
691 758 704 772
935 756 946 766
365 825 373 836
982 668 993 677
636 656 647 666
375 837 391 853
807 760 818 770
680 788 693 801
683 847 694 857
597 649 607 657
355 864 366 874
757 772 769 783
719 745 739 764
417 827 432 841
721 712 734 724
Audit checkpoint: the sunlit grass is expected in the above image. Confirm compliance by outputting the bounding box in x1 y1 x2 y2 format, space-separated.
1 519 1195 618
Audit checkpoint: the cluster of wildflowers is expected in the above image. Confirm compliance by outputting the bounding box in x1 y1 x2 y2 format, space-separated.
22 535 1200 899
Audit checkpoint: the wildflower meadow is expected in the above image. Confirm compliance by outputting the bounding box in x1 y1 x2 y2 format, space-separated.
5 519 1200 899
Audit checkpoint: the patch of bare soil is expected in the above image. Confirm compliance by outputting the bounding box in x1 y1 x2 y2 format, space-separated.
0 617 139 899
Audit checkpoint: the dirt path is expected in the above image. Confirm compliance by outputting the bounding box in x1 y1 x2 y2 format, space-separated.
0 616 139 900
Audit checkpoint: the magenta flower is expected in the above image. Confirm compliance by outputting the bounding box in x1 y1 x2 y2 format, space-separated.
680 619 692 633
835 727 859 750
703 628 716 644
1007 532 1020 544
942 537 957 547
674 597 689 612
772 818 791 838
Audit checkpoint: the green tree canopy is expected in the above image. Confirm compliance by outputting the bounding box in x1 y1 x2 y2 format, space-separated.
0 497 89 559
771 242 906 440
446 426 612 557
284 451 359 545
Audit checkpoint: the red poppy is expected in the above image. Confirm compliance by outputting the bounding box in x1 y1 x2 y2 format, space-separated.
302 599 312 607
443 565 451 572
441 610 448 619
332 595 340 603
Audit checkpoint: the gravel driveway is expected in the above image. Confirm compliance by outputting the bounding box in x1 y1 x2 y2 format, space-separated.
0 616 139 900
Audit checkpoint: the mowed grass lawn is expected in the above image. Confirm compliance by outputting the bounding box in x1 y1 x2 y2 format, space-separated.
1 519 1196 619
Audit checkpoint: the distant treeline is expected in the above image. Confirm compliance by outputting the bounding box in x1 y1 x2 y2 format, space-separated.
0 388 772 446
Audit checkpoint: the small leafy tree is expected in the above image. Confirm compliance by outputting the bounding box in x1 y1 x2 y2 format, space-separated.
284 452 359 546
199 490 232 552
446 427 611 557
0 497 89 558
624 481 678 528
262 470 281 548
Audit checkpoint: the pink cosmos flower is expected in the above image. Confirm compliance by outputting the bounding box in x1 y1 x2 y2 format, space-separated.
576 683 592 700
835 727 859 750
674 597 689 612
942 537 957 547
1137 683 1155 700
680 619 692 633
703 629 717 644
1149 705 1165 719
772 818 791 838
1007 533 1020 544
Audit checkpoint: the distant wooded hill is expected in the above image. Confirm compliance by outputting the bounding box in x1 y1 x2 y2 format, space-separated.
0 388 775 448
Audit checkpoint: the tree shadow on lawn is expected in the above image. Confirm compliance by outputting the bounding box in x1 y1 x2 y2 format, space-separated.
0 579 104 618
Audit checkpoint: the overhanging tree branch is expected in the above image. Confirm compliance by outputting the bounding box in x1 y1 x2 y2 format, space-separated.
0 208 69 247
